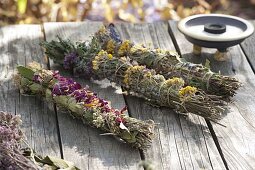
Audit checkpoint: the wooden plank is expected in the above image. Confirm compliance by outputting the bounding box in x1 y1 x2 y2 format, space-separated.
0 25 61 157
43 22 141 169
169 20 255 170
240 21 255 71
115 22 225 170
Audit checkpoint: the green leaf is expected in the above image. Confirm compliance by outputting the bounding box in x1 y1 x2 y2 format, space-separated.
54 95 69 107
120 131 132 140
120 130 138 143
45 89 53 102
20 77 31 86
17 0 27 14
144 54 154 66
29 83 42 92
17 66 35 80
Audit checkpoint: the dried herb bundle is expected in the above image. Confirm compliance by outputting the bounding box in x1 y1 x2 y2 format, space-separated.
99 26 241 98
42 26 240 98
92 51 225 121
0 111 79 170
42 34 226 120
15 62 155 149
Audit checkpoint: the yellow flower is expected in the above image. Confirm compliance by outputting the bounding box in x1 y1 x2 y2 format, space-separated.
144 72 152 78
84 98 99 108
95 55 100 60
118 40 131 56
92 60 99 70
179 86 197 97
165 77 185 87
87 91 94 96
156 48 167 54
130 44 147 53
106 40 115 54
28 61 41 70
120 57 127 62
98 26 107 34
123 66 145 85
108 54 113 60
98 50 107 57
123 74 129 85
132 65 145 71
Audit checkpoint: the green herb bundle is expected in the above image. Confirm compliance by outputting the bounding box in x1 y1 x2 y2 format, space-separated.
42 26 240 98
15 62 155 149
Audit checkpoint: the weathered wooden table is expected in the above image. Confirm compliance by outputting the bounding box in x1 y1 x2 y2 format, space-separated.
1 21 255 170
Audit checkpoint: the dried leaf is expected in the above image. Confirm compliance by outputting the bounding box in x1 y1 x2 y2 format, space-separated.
40 156 80 170
204 59 211 69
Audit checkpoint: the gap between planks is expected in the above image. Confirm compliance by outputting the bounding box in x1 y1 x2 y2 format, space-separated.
240 21 255 73
167 21 229 170
42 22 142 170
40 23 65 159
116 22 225 170
0 24 62 158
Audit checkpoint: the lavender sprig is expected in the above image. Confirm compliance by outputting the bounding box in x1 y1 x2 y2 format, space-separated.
0 111 35 170
0 111 79 170
15 62 155 149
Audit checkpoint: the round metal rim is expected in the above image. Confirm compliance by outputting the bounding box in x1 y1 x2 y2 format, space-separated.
178 14 254 42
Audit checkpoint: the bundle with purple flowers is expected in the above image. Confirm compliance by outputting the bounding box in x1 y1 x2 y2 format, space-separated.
0 111 79 170
42 32 226 121
42 25 240 99
14 62 155 149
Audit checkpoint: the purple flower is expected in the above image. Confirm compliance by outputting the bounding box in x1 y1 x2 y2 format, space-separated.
98 98 110 112
82 62 93 79
52 76 81 96
52 70 60 79
113 106 127 123
32 74 42 83
115 117 125 123
50 72 127 123
72 90 87 102
52 84 62 95
63 52 78 69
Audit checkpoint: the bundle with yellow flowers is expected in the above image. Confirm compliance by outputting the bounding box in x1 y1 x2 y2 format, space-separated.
42 32 226 120
42 26 240 99
91 51 224 121
97 25 240 98
15 62 155 149
43 25 239 98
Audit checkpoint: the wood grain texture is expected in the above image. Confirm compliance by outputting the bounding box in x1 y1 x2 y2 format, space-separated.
240 21 255 71
169 20 255 170
115 22 225 170
0 25 61 157
43 22 141 170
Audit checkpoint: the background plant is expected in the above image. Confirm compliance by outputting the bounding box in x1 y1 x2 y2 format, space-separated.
1 0 255 26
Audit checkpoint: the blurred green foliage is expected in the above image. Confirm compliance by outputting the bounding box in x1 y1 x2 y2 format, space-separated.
0 0 254 25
